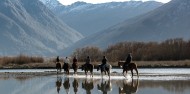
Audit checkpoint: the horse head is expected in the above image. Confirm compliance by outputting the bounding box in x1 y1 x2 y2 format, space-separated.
97 64 101 71
118 61 125 68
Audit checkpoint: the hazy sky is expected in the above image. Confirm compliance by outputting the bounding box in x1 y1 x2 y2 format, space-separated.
58 0 171 5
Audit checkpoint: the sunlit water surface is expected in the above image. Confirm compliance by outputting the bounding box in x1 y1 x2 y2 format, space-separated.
0 68 190 94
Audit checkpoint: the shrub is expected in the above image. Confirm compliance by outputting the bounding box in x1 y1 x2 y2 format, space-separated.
0 54 44 65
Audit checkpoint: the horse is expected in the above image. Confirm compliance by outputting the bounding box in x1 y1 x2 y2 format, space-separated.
119 78 139 94
82 78 94 94
97 64 112 77
81 64 94 77
72 78 79 94
63 77 70 94
72 62 78 74
97 79 112 93
118 61 139 78
56 75 62 94
63 63 70 75
56 62 62 73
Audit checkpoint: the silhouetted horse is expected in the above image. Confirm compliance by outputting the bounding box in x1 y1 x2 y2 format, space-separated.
63 63 70 75
72 78 79 94
81 64 94 77
72 63 78 74
56 62 62 73
119 78 139 94
118 61 139 78
97 79 112 94
97 64 112 77
63 77 70 94
82 78 94 94
56 76 62 94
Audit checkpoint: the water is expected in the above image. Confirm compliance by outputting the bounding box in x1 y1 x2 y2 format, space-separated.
0 68 190 94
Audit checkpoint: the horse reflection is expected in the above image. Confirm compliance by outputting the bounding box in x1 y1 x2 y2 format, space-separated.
63 77 70 94
72 78 79 94
119 78 139 94
56 76 62 94
82 78 94 94
97 79 112 94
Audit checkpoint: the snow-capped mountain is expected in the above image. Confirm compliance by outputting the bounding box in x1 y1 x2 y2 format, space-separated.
64 0 190 55
39 0 64 12
40 0 163 36
0 0 83 56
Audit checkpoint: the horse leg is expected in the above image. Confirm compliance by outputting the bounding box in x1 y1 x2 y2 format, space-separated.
107 70 110 77
74 69 76 74
131 69 133 78
135 67 139 78
91 70 93 77
85 71 87 77
92 71 93 77
104 71 107 75
123 69 125 77
101 71 103 77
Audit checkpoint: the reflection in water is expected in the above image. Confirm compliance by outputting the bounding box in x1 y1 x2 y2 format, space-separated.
97 78 112 94
119 78 139 94
56 75 62 94
1 71 190 94
72 78 79 94
82 78 94 94
63 77 70 94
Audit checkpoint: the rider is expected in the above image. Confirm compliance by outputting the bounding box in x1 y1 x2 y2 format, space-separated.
56 56 60 63
64 57 70 68
101 56 107 70
123 53 132 69
85 56 91 66
73 56 77 64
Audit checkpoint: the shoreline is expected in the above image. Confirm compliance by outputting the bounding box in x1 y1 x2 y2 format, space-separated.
1 60 190 69
1 66 190 69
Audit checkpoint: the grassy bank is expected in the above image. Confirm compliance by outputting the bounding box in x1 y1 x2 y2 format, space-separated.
0 59 190 69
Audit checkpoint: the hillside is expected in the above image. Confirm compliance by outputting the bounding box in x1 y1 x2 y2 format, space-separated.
0 0 83 56
64 0 190 55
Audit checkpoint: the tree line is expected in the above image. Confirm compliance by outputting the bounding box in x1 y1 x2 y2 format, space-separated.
71 38 190 62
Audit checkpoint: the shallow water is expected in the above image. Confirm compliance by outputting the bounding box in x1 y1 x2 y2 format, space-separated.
0 68 190 94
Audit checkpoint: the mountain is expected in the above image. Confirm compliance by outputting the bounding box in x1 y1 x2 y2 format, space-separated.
64 0 190 55
40 0 163 36
0 0 83 56
39 0 65 12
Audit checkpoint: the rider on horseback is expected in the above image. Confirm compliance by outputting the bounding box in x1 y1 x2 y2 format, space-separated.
101 56 107 71
64 57 70 68
123 53 132 69
73 56 77 64
85 56 91 66
56 56 60 63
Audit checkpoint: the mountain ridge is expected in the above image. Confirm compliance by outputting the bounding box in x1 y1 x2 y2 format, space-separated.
63 0 190 55
40 0 163 36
